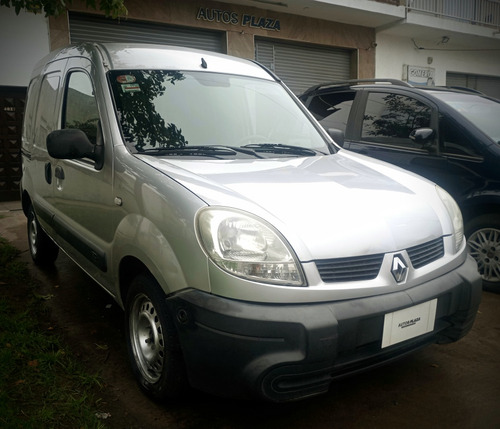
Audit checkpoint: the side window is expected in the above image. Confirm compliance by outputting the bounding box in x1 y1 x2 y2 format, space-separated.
361 92 432 149
34 73 60 147
306 91 355 133
63 71 99 145
23 76 42 145
440 114 481 157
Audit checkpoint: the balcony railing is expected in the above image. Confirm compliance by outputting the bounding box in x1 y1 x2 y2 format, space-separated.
406 0 500 28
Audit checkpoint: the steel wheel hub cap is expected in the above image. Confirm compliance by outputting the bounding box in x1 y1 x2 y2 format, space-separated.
130 294 165 383
29 218 38 255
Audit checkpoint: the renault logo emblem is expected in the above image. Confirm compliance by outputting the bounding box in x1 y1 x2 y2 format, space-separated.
391 254 408 283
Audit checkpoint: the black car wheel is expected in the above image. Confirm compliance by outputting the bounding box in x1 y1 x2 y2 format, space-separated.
125 274 188 401
466 214 500 292
27 204 59 265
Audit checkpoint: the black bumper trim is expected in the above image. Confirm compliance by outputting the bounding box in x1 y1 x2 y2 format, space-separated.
165 255 481 402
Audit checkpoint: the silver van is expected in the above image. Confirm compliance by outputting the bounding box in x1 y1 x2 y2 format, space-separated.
20 43 481 402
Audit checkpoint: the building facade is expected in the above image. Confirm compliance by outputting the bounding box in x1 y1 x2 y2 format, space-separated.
1 0 499 200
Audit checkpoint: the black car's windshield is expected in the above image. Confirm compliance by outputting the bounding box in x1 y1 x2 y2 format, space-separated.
431 91 500 143
108 70 331 157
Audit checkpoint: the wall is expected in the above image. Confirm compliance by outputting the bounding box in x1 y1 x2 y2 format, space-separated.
50 0 375 78
0 8 50 87
375 33 500 85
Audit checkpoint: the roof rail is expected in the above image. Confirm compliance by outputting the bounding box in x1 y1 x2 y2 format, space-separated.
302 78 412 94
441 86 483 94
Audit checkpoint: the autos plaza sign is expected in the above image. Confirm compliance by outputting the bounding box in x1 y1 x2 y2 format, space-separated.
197 7 281 31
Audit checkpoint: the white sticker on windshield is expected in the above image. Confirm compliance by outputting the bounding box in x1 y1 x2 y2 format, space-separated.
121 83 141 93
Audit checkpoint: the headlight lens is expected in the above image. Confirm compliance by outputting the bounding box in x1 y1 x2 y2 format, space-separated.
436 186 464 253
197 208 305 286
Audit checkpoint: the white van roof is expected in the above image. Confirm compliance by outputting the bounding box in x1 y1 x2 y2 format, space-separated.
32 42 274 81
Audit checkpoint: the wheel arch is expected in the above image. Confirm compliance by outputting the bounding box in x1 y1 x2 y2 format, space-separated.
112 213 196 308
118 256 151 308
21 189 32 217
460 195 500 231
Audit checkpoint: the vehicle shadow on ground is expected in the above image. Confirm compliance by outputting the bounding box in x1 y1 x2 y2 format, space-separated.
21 247 499 429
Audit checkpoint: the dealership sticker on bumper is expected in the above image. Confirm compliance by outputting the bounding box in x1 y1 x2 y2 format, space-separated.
381 299 437 348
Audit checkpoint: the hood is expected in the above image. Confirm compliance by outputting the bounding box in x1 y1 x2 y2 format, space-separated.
138 151 446 261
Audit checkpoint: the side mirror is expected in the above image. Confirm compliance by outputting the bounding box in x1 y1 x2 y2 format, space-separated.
47 129 104 170
328 128 345 147
409 128 434 144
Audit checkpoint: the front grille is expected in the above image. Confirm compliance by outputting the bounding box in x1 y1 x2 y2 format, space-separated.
316 254 384 282
315 237 444 283
407 237 444 268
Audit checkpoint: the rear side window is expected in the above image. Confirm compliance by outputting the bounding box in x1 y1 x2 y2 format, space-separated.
305 91 355 133
23 76 42 145
362 92 432 149
63 71 99 145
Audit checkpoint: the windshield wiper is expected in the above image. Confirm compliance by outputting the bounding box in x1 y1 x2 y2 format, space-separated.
241 143 324 156
136 145 263 159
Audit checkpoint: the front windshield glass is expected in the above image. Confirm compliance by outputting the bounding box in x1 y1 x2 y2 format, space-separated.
431 91 500 143
108 70 330 156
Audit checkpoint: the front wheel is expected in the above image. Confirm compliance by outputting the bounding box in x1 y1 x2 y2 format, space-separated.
125 274 188 401
27 204 59 265
466 214 500 293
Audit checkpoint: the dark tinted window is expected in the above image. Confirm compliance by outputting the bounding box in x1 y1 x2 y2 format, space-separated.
305 91 355 132
362 92 432 149
440 114 481 157
63 71 99 145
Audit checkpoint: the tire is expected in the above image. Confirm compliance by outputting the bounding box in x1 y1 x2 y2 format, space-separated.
125 274 188 401
465 214 500 293
27 204 59 266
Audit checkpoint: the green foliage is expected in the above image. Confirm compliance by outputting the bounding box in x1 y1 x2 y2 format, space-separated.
0 0 127 18
0 237 106 428
0 236 28 283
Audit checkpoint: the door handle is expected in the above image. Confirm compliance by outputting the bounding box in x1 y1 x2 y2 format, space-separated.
44 162 52 184
55 166 65 180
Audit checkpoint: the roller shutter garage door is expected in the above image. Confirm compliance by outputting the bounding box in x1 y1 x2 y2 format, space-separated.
255 39 352 95
447 72 500 99
69 13 226 53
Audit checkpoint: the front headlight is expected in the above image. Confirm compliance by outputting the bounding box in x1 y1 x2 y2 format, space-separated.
436 186 464 253
197 208 305 286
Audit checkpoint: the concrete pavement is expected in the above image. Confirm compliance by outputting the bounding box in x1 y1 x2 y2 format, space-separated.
0 200 27 252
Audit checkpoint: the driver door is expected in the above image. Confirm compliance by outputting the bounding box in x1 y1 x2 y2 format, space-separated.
50 58 115 287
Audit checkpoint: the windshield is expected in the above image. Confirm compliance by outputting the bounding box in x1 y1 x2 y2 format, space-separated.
108 70 330 157
431 91 500 143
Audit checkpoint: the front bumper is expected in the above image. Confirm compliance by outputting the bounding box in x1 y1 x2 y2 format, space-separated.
165 255 481 402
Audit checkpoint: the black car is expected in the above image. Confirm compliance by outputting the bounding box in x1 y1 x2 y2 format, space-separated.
300 79 500 292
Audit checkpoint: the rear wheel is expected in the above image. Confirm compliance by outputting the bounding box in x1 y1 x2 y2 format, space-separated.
466 214 500 293
27 204 59 265
125 274 188 401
